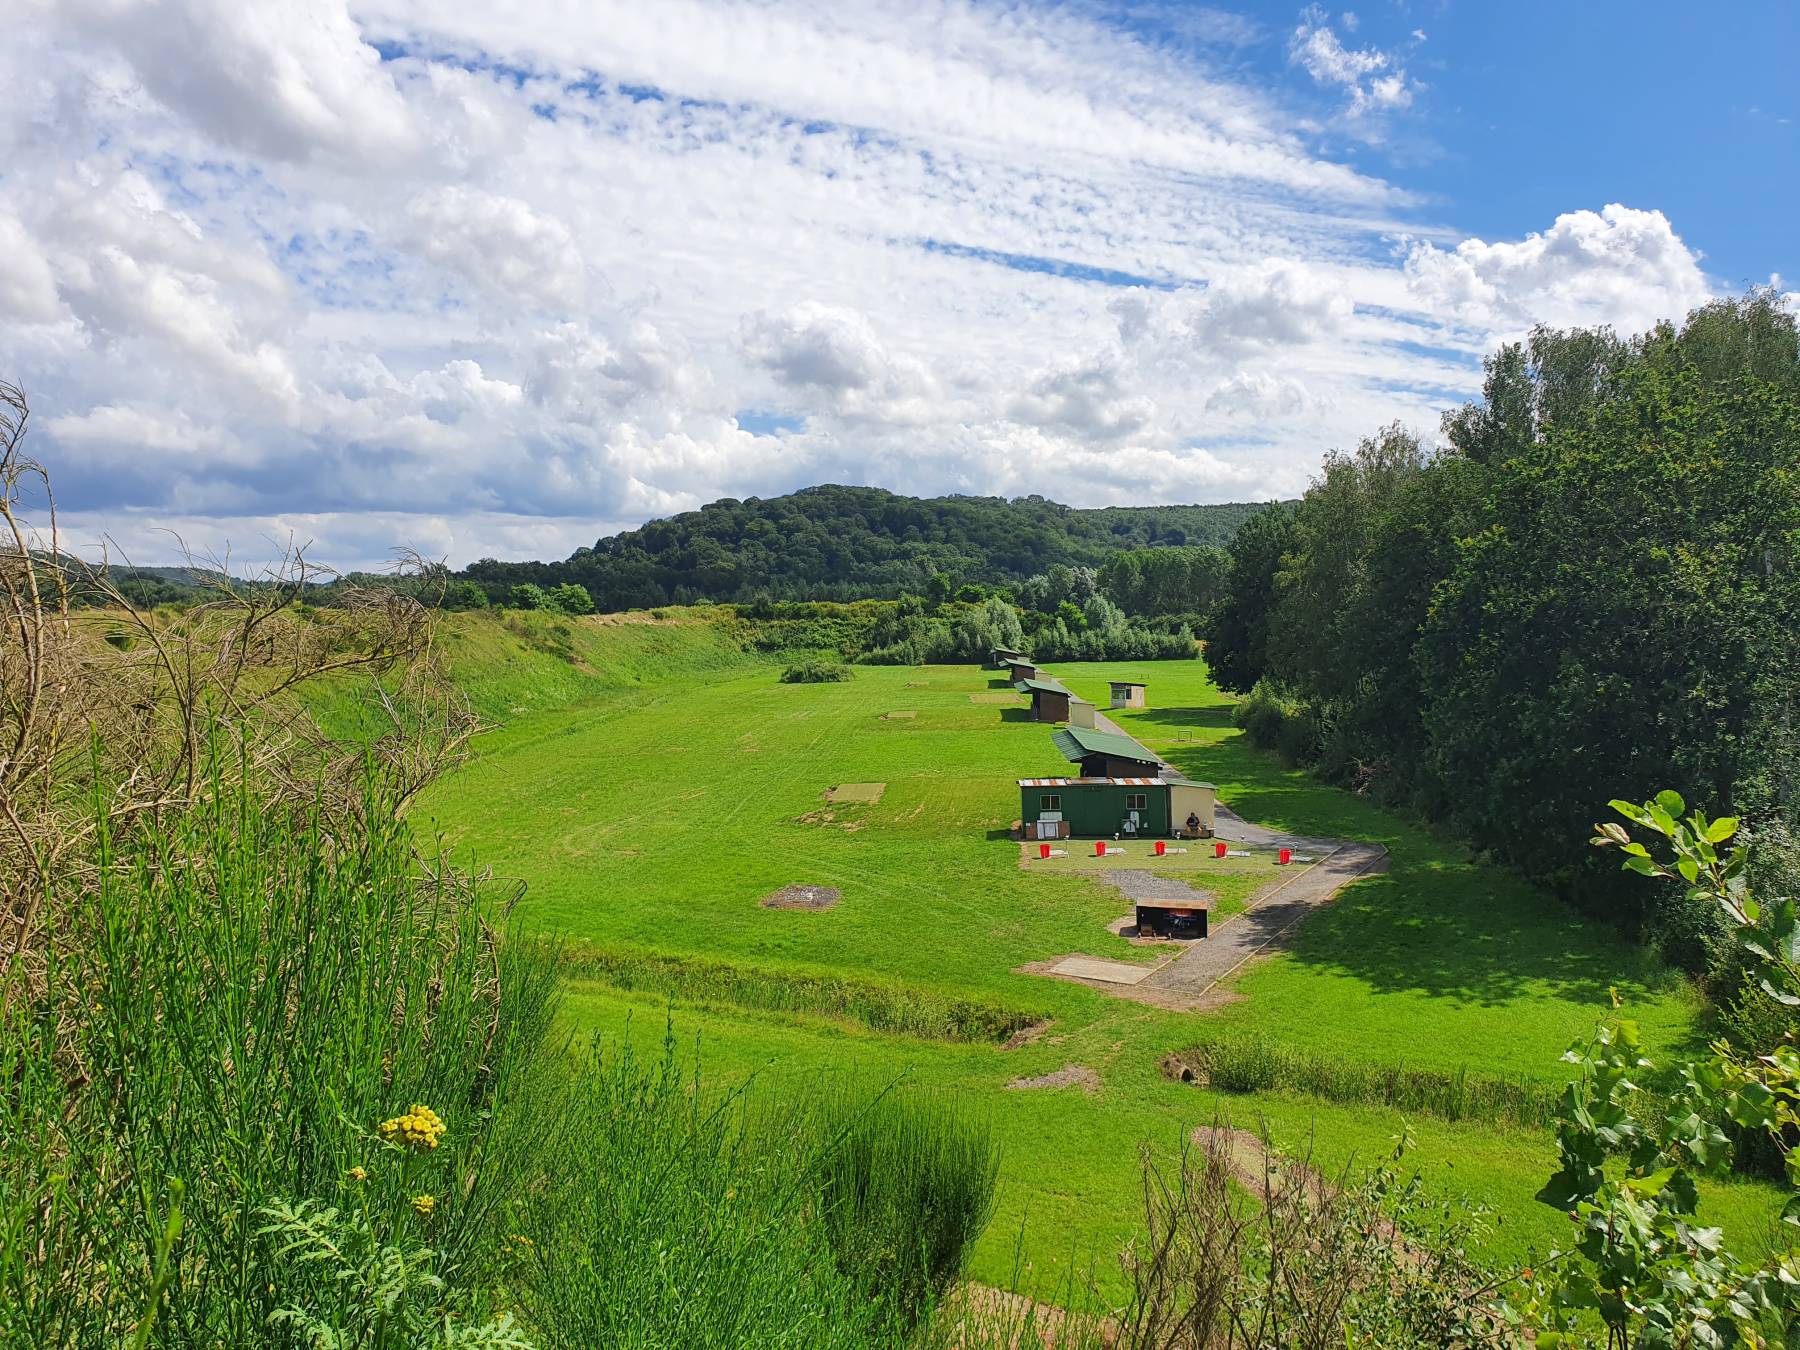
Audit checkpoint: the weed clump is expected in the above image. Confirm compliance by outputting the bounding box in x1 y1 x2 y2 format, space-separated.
564 945 1042 1043
1170 1036 1559 1129
780 658 854 683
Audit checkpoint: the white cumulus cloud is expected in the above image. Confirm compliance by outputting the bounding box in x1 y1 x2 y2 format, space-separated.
1404 204 1713 336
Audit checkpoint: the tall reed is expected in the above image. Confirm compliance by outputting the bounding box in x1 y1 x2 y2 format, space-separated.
502 1034 1001 1347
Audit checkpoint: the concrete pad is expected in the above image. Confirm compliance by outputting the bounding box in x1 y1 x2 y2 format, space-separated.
1052 956 1156 986
823 782 886 804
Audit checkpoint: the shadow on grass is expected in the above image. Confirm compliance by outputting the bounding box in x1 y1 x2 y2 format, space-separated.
999 707 1045 724
988 677 1016 689
1130 706 1237 729
1155 729 1670 1012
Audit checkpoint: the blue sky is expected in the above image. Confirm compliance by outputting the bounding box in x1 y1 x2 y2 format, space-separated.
0 0 1790 568
1333 2 1796 287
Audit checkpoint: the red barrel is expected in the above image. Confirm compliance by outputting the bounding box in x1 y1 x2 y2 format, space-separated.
1154 840 1166 856
1039 843 1051 859
1094 840 1107 857
1214 841 1227 859
1278 847 1292 865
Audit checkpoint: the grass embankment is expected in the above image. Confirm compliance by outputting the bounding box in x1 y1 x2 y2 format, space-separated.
413 611 1786 1295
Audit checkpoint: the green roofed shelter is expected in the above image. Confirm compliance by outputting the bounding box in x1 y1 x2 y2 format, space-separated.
1004 657 1041 683
990 645 1027 669
1014 677 1073 723
1050 725 1163 777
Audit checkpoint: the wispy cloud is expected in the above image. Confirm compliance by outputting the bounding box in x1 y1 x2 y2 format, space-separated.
0 0 1725 568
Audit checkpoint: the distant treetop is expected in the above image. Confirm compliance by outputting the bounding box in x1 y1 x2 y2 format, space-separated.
458 484 1278 610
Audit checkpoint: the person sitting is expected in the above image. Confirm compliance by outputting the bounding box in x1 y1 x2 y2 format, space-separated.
1184 811 1201 838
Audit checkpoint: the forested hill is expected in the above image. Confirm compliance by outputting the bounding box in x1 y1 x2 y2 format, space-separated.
458 485 1275 609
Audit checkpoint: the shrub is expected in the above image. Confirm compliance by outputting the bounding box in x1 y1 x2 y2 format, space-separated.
1232 679 1290 749
546 582 594 615
508 583 547 610
1120 1122 1508 1347
781 659 853 683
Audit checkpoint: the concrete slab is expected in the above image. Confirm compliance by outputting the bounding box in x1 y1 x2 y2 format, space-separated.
823 782 886 804
1051 956 1157 986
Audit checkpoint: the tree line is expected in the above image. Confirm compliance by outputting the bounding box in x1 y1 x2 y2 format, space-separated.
1202 292 1800 981
453 485 1267 610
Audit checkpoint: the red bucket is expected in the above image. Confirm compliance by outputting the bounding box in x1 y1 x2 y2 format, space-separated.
1094 841 1107 857
1039 842 1051 859
1154 840 1166 856
1278 847 1292 866
1214 841 1227 859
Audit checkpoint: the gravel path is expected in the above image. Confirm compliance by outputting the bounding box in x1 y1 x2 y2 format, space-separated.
1102 868 1208 901
1140 808 1387 997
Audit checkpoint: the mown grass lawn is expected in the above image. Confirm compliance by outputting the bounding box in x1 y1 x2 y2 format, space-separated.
413 613 1782 1299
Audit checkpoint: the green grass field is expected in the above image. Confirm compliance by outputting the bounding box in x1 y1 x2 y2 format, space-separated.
412 612 1783 1299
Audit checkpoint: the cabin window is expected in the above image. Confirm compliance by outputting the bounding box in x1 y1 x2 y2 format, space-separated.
1040 794 1061 812
1125 793 1147 810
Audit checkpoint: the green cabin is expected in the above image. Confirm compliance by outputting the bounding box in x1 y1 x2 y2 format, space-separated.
1017 776 1218 840
1017 776 1172 839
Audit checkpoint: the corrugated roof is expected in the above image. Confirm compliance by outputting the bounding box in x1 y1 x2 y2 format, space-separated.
1014 678 1071 694
1109 680 1146 689
1165 775 1218 790
1018 777 1166 787
993 646 1026 658
1051 725 1161 765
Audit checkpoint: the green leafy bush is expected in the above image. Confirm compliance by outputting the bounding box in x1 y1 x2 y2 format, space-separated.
780 658 853 683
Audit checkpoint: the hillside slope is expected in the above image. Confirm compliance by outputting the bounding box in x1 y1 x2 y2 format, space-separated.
459 484 1276 608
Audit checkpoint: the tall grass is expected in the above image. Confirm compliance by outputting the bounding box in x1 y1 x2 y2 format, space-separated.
0 765 562 1344
0 765 1005 1346
504 1035 1001 1347
803 1084 1000 1330
565 945 1042 1043
1174 1037 1560 1130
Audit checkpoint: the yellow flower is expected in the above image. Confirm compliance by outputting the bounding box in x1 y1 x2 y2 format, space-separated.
378 1104 446 1152
411 1194 436 1217
348 1166 368 1183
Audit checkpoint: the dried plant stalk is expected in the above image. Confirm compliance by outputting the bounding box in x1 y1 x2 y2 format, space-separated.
0 381 478 1001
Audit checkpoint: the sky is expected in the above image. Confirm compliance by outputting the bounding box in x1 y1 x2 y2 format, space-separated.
3 0 1795 571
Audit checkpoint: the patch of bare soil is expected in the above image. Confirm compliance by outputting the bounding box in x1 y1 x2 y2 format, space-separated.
761 884 842 910
1016 958 1242 1011
905 680 929 688
970 691 1019 704
1006 1064 1099 1093
794 809 866 832
1002 1019 1052 1050
881 710 917 720
941 1284 1117 1349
